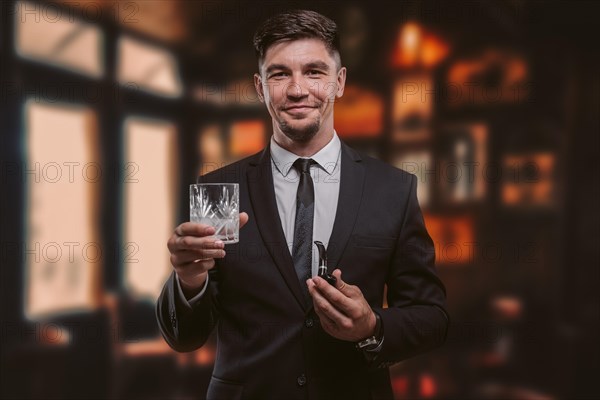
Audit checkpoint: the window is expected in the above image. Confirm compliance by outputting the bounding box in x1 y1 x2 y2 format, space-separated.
24 100 102 319
123 117 178 300
117 36 183 97
14 1 103 77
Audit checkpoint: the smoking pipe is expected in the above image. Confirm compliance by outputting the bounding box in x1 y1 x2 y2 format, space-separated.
314 241 337 286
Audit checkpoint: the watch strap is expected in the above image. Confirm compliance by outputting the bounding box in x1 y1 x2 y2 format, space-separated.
355 311 383 350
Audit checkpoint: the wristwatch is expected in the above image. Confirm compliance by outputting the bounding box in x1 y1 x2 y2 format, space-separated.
355 311 383 350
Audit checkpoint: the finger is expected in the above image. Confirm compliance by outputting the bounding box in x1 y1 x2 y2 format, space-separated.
239 212 249 228
171 249 226 266
307 279 352 328
175 222 216 238
173 235 225 251
171 251 196 267
168 235 216 252
191 248 227 258
175 258 215 276
331 269 353 296
312 275 354 316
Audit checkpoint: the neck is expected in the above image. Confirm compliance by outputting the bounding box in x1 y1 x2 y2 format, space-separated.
272 123 334 157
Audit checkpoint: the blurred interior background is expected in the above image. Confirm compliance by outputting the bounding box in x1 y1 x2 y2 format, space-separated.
1 0 598 399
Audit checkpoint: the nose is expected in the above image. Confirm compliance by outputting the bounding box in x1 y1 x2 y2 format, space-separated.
285 75 309 99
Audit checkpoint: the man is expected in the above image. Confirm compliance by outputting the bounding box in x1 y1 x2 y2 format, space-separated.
157 10 448 399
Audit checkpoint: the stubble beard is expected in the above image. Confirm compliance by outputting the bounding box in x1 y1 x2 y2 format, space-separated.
278 117 321 143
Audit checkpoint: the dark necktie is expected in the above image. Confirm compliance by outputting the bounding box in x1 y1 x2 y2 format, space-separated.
292 158 315 302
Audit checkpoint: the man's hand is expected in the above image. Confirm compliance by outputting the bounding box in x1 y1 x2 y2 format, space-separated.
307 269 376 342
167 212 249 296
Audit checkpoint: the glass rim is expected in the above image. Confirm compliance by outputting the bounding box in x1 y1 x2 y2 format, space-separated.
190 183 239 187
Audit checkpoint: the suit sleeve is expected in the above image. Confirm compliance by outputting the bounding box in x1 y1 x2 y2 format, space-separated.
155 268 220 352
175 272 210 305
370 173 449 368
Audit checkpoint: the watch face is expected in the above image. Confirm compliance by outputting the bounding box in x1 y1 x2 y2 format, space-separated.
357 337 378 349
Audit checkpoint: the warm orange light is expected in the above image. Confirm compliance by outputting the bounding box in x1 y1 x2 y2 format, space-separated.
334 85 384 137
122 339 172 356
423 213 475 266
492 296 523 319
392 376 409 397
447 49 530 106
195 346 216 365
402 23 421 51
421 34 450 68
419 373 437 398
198 125 224 164
391 74 433 143
393 22 421 68
392 23 449 69
230 120 266 157
501 152 555 208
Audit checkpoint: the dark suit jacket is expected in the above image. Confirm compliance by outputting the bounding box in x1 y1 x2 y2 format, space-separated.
156 141 449 400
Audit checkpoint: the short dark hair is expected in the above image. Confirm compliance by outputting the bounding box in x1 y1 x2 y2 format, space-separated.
253 10 341 69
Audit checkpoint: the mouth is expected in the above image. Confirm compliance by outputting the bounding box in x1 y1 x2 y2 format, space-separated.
283 105 316 114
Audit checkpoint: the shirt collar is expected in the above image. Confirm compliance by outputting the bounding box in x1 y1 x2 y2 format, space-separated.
270 131 341 177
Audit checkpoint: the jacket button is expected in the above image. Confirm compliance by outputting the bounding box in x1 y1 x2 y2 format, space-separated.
297 374 307 386
170 311 176 328
304 318 314 328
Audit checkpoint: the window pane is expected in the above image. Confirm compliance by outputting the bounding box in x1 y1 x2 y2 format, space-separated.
117 36 183 97
124 118 178 300
15 1 103 77
25 101 102 319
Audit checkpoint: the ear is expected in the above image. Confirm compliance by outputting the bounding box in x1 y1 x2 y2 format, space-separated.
335 67 347 98
254 73 265 103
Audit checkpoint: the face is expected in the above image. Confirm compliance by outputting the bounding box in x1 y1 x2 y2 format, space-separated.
254 38 346 144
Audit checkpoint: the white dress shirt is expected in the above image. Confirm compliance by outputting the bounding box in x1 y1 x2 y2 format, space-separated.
270 132 341 277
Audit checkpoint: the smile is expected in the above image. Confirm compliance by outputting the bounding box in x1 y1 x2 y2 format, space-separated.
283 106 316 114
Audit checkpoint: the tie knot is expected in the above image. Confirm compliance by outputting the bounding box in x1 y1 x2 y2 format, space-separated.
293 158 315 174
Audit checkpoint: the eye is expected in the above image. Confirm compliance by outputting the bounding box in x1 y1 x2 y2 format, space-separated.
270 72 289 79
307 70 323 76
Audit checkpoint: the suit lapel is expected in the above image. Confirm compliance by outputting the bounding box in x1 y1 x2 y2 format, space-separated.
247 141 365 314
325 142 365 279
247 144 308 311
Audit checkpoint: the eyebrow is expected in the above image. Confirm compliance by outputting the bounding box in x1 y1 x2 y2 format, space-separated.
305 61 330 71
265 64 290 75
264 61 331 75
